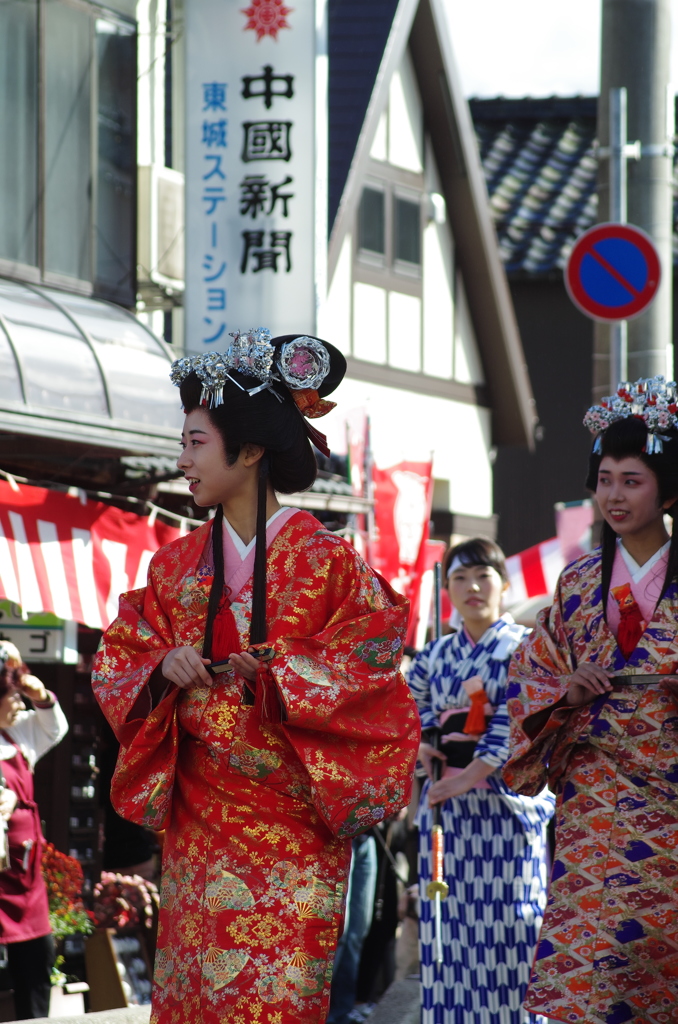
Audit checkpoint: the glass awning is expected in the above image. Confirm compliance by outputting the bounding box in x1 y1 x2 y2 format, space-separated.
0 278 182 456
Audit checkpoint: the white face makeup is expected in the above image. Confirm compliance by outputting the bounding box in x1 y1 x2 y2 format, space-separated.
176 407 251 508
596 455 671 540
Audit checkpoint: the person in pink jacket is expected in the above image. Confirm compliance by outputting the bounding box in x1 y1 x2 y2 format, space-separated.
0 641 68 1019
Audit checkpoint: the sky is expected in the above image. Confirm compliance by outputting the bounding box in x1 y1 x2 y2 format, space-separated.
442 0 678 98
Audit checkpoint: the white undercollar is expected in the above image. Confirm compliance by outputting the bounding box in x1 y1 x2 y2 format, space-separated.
223 506 288 560
618 538 670 584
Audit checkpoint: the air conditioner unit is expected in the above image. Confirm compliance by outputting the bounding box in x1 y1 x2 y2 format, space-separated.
137 165 185 302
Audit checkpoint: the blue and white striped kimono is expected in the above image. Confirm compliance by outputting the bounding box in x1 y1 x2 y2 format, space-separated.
408 615 554 1024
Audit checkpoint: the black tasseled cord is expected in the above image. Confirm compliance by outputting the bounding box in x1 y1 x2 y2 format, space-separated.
202 505 225 662
600 519 617 619
250 454 269 646
660 522 678 603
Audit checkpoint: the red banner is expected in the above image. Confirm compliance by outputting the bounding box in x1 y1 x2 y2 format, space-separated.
370 461 433 644
0 481 180 629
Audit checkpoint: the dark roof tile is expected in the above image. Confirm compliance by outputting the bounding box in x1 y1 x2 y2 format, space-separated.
471 97 599 274
328 0 400 233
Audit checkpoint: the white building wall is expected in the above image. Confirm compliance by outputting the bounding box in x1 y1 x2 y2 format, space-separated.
388 292 421 372
422 146 454 379
370 110 388 162
353 283 387 363
388 51 423 172
320 47 495 526
323 379 493 519
319 231 352 355
454 272 485 384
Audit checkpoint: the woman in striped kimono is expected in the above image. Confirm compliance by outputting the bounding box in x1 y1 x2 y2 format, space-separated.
409 538 554 1024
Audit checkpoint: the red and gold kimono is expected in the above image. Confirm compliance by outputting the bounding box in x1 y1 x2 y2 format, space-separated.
504 548 678 1024
92 509 419 1024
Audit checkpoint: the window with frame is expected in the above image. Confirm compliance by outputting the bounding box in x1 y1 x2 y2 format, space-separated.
394 195 421 267
358 187 386 258
0 0 136 306
357 183 422 274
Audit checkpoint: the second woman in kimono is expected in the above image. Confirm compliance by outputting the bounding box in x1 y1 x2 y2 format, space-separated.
93 331 420 1024
409 538 554 1024
505 376 678 1024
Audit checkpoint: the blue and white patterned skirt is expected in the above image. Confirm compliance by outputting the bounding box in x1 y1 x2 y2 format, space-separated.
416 784 549 1024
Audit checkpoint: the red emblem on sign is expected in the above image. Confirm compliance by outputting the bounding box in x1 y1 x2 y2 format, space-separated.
242 0 293 41
565 222 661 322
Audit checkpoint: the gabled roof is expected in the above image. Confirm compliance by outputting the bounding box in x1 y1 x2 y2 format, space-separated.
327 0 536 448
470 97 599 276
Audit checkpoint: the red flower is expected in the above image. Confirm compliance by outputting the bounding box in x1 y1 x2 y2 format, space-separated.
41 843 93 938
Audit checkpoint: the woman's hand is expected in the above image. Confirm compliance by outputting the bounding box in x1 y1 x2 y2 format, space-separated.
428 757 494 807
228 650 260 683
16 674 49 705
161 647 212 689
0 787 17 821
566 663 612 706
418 742 446 780
428 773 472 804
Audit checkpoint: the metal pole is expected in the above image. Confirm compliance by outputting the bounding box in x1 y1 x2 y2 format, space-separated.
433 561 442 642
426 561 448 968
609 88 627 225
609 88 628 391
594 0 673 401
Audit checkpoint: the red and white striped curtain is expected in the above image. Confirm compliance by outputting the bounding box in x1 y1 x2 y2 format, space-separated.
505 537 564 603
0 480 181 630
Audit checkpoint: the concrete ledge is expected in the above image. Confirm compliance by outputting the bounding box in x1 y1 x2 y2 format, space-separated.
12 1007 151 1024
369 977 420 1024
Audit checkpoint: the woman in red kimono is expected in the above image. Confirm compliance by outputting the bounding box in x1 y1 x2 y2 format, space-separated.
504 376 678 1024
92 330 420 1024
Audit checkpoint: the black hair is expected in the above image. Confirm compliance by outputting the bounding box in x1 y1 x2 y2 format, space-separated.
180 367 318 663
585 416 678 611
443 536 509 585
179 332 345 668
179 370 317 495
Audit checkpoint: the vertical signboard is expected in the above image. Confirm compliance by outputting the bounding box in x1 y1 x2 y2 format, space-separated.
185 0 326 352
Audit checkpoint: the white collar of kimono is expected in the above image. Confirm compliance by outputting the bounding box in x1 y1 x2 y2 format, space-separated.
617 537 670 584
223 506 289 560
0 741 16 761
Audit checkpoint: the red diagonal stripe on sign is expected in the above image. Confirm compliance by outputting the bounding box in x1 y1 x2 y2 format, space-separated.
588 244 642 299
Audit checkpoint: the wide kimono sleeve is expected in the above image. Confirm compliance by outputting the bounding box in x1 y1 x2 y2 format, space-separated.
91 542 201 830
92 558 178 746
474 694 511 770
255 533 421 837
407 641 439 731
502 575 597 796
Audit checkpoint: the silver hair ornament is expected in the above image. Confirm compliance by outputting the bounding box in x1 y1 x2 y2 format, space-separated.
277 336 330 391
169 328 332 402
584 375 678 455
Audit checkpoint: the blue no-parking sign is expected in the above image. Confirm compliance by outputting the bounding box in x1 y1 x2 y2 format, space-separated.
565 223 661 322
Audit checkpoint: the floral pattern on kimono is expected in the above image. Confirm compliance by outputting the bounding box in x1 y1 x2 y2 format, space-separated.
504 548 678 1024
92 510 420 1024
